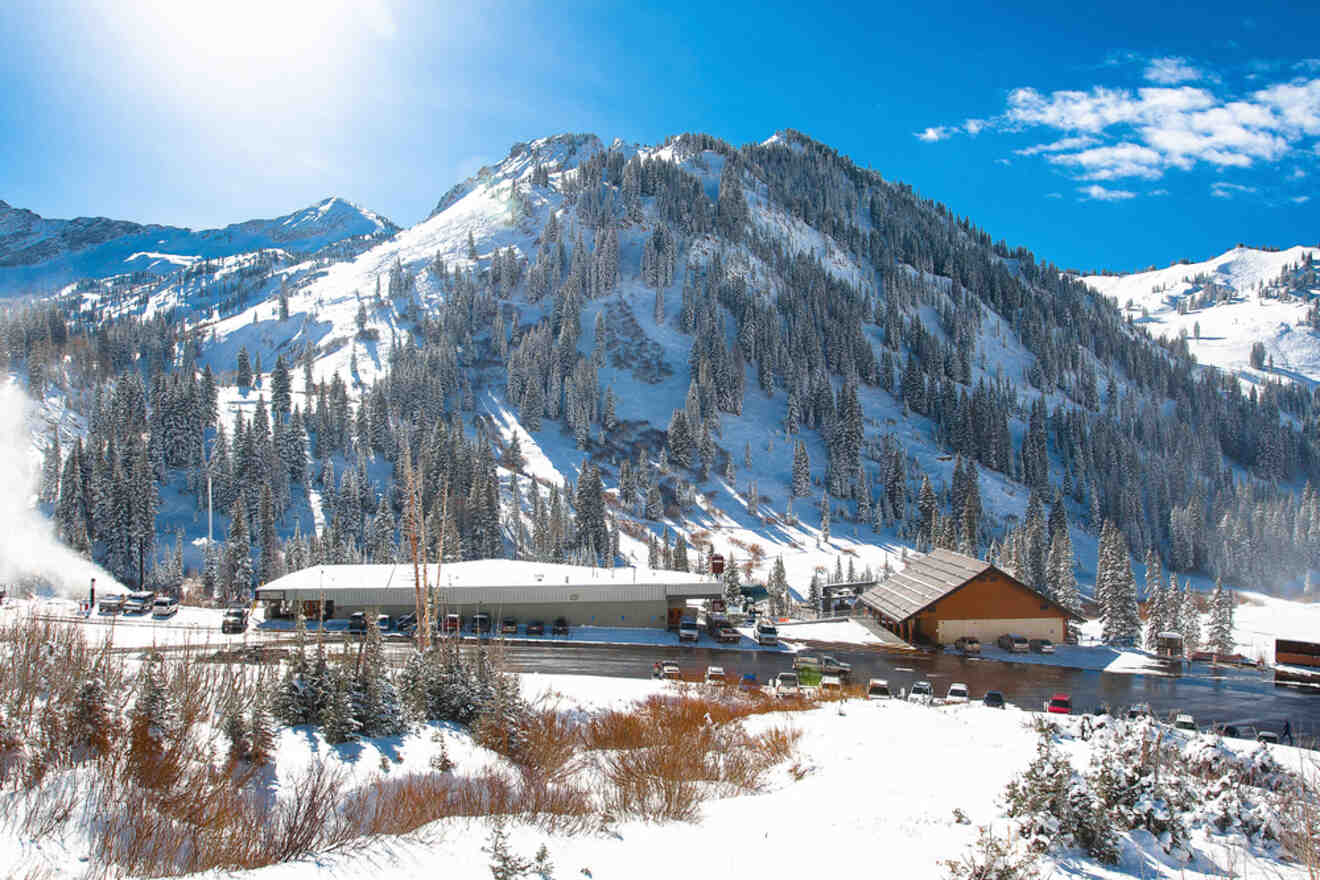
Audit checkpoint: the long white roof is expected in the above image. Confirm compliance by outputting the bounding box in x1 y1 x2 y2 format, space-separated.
262 560 710 591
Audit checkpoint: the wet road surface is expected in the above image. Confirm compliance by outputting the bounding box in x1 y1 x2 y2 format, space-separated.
492 640 1320 734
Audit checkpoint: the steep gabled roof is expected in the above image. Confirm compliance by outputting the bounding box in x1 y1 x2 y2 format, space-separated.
859 548 991 622
860 548 1082 624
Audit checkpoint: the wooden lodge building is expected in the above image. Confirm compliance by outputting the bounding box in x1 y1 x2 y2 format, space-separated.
858 548 1081 647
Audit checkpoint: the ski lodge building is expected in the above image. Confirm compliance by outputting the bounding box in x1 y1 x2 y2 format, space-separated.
858 548 1080 647
255 560 722 629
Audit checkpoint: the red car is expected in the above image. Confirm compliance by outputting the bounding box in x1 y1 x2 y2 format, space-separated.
1045 693 1072 715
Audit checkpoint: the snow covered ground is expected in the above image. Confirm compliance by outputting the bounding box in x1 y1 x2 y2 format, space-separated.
1083 245 1320 384
90 674 1317 880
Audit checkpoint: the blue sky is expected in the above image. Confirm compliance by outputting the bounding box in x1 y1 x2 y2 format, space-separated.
1 0 1316 271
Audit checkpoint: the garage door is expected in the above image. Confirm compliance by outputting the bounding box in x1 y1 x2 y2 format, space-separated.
937 617 1061 646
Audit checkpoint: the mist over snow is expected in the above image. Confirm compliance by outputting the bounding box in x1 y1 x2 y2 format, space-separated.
0 381 125 598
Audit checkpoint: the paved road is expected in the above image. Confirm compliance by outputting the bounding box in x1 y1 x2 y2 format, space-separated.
490 640 1320 735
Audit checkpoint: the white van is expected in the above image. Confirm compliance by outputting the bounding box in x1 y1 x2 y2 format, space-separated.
151 596 179 618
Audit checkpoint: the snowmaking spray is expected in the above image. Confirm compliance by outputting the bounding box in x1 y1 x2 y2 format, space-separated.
0 381 126 599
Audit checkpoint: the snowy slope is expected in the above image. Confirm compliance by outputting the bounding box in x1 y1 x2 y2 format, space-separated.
0 196 398 297
1081 245 1320 384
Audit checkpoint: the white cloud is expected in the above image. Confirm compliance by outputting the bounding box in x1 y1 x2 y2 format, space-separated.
932 73 1320 183
1045 192 1063 199
1145 57 1206 85
1292 195 1312 204
1050 141 1166 179
1253 79 1320 136
1078 184 1137 201
994 158 1011 166
1015 135 1100 156
1149 188 1170 196
915 126 956 142
1210 181 1258 198
1290 167 1308 179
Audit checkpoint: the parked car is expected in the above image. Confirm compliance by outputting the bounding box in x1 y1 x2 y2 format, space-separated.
997 634 1029 653
820 675 843 697
1029 638 1055 654
348 612 368 633
98 594 125 614
705 665 725 685
1174 713 1197 731
867 678 892 700
706 613 739 643
1045 693 1072 715
501 616 518 635
909 681 934 704
220 606 248 633
396 612 416 630
678 614 700 643
526 620 545 635
123 591 155 614
1127 703 1152 720
1258 730 1280 745
151 596 179 618
442 613 462 634
793 655 852 678
661 663 682 681
983 690 1006 709
471 613 492 635
376 614 391 631
738 673 759 693
754 620 778 646
945 682 970 704
552 617 570 635
954 636 981 654
773 672 801 698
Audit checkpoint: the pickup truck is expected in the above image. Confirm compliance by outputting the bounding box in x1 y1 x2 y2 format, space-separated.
773 672 802 698
98 594 125 614
220 606 248 633
678 614 700 643
754 621 778 646
706 612 739 643
793 655 852 678
123 591 155 614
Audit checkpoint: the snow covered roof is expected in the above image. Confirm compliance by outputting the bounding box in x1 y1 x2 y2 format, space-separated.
860 549 1083 624
256 560 721 605
859 549 992 622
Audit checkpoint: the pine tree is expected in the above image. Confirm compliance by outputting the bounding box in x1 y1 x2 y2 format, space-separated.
1023 492 1048 594
236 346 252 390
1046 526 1083 623
1142 548 1164 649
68 676 114 758
768 555 790 617
1097 520 1139 646
723 550 742 606
320 663 358 745
791 441 810 497
1178 578 1200 654
271 355 292 418
258 484 283 584
917 476 936 550
223 492 253 600
39 427 61 504
820 492 831 544
1208 577 1235 656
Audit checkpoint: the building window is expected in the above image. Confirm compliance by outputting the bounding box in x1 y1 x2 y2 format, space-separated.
1040 602 1050 610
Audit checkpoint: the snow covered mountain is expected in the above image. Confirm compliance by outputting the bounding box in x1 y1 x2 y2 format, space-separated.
0 196 398 298
1081 245 1320 385
17 130 1320 610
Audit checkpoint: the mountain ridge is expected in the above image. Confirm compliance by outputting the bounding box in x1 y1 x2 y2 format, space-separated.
0 196 399 298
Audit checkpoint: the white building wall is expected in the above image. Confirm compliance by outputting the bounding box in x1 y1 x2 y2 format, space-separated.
936 617 1063 645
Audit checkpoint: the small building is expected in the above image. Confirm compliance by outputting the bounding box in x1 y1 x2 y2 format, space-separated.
1274 638 1320 687
256 560 721 629
858 548 1080 647
1155 631 1184 659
